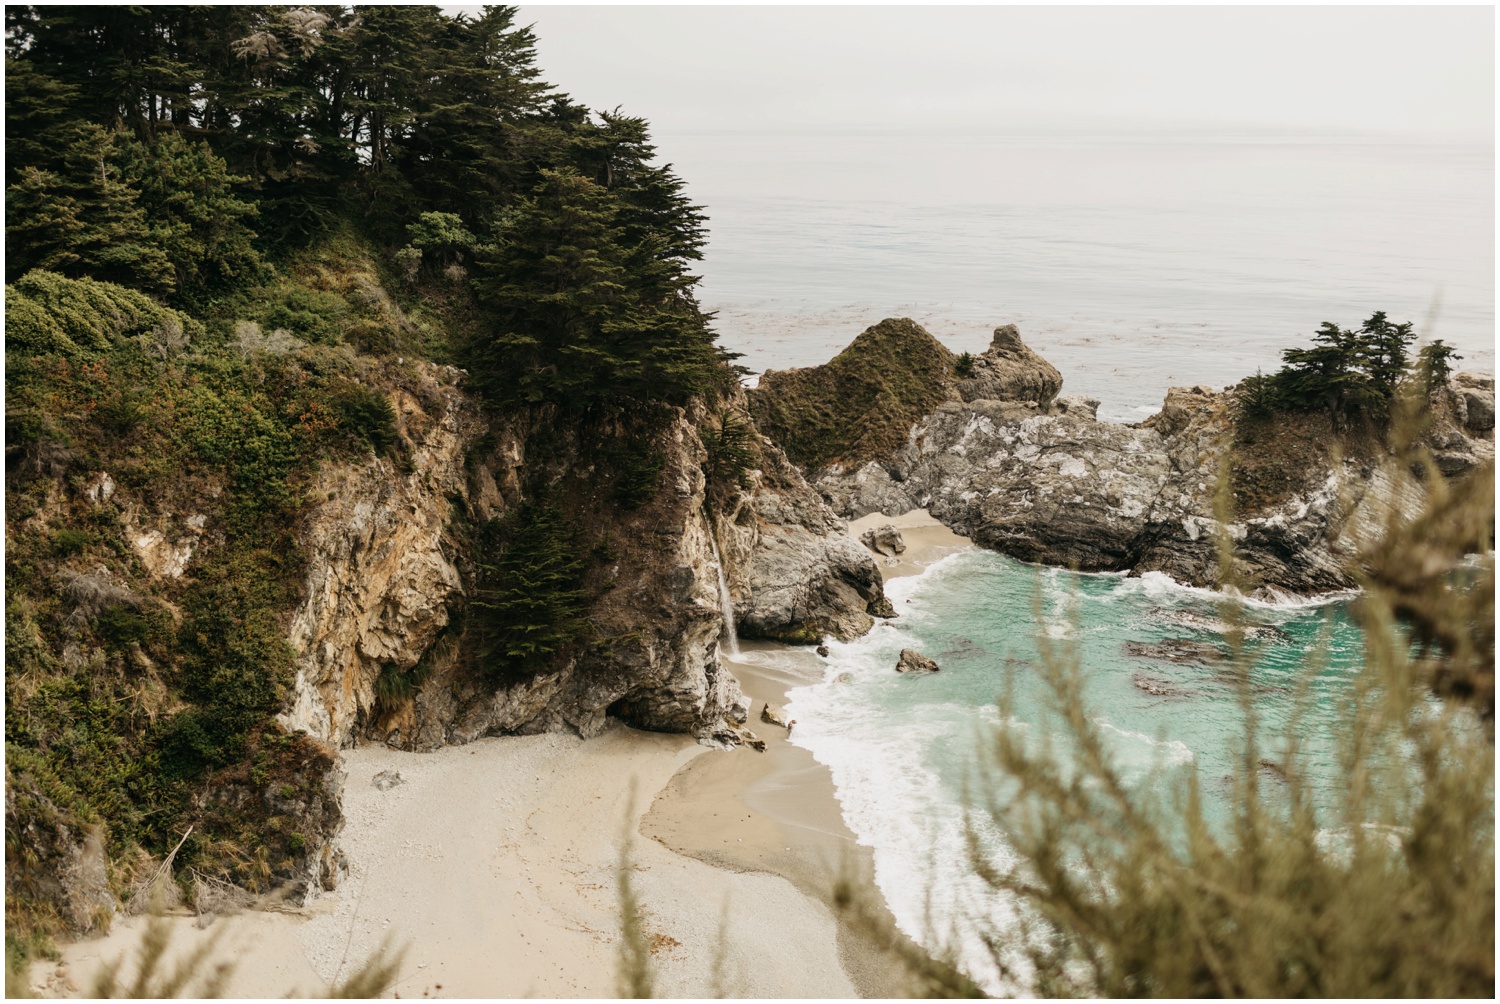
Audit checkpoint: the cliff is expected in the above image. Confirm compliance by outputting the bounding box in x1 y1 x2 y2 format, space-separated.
6 315 888 941
275 373 886 758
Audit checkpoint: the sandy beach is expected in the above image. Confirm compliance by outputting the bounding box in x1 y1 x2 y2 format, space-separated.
30 511 970 999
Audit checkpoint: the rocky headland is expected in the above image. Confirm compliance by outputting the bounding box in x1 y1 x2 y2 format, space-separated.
750 319 1495 595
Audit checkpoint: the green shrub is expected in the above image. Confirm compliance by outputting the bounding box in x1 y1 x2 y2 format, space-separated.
375 663 415 708
5 270 196 358
954 351 976 378
256 283 349 346
329 382 399 456
94 604 153 647
51 527 90 556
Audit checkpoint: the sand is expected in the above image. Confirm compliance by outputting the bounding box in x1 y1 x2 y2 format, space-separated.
846 509 973 580
31 511 970 999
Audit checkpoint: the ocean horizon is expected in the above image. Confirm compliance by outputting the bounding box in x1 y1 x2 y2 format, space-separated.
666 129 1494 423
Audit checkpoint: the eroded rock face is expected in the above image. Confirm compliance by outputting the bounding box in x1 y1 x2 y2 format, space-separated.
280 364 477 747
280 373 882 753
716 430 893 644
372 410 748 749
820 399 1174 572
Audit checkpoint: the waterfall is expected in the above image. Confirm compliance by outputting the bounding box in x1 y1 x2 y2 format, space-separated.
709 533 741 657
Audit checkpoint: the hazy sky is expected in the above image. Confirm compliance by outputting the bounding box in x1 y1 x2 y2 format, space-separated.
488 5 1494 141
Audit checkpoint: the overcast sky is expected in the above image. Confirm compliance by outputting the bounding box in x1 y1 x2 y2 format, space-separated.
484 5 1494 141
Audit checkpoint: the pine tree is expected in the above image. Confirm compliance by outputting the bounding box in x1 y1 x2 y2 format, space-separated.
4 125 175 292
1279 321 1380 428
470 502 590 678
117 131 262 302
1357 310 1416 404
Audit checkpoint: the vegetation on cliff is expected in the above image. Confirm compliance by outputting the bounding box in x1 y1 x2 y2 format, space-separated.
747 317 959 472
1229 311 1475 515
4 4 735 962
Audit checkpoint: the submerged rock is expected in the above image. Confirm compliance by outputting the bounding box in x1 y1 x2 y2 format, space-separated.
1122 639 1229 664
895 648 941 674
1131 671 1199 698
1146 607 1291 643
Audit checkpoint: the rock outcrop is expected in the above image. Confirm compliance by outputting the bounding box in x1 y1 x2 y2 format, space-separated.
760 702 792 729
955 324 1063 407
789 321 1494 595
714 422 895 644
860 524 907 557
280 363 478 747
896 649 941 673
279 365 888 752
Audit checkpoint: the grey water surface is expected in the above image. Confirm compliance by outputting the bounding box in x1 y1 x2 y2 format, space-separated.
673 131 1494 423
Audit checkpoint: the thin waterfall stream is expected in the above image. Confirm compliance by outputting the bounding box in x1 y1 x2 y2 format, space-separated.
709 533 740 657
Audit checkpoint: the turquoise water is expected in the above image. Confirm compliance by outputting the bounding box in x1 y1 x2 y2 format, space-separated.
783 550 1366 991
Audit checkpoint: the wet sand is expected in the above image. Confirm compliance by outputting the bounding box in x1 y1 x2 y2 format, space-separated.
641 509 973 996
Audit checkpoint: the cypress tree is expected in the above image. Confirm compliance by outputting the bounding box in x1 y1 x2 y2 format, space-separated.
470 502 590 678
469 168 718 415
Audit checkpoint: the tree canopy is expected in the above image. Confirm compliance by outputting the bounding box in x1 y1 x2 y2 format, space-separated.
5 4 724 405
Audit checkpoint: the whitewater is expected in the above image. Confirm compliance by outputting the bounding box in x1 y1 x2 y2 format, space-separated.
783 548 1366 992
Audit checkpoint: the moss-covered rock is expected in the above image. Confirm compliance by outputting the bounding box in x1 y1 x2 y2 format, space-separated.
747 318 959 473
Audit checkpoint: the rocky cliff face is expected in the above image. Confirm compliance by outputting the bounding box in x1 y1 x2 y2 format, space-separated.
279 363 481 747
802 322 1494 594
277 366 886 755
714 417 893 644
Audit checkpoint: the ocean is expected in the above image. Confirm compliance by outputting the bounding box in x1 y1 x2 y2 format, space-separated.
779 554 1364 992
667 131 1489 989
668 131 1495 423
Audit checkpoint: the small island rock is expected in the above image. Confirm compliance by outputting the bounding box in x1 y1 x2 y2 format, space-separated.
895 648 940 673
